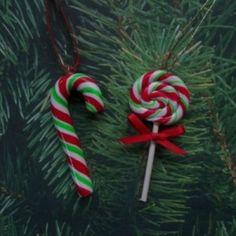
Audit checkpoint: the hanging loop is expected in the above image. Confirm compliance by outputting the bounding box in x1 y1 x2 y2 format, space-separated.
44 0 80 73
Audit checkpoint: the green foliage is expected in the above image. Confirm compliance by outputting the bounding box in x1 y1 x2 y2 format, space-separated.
1 0 236 235
0 0 44 135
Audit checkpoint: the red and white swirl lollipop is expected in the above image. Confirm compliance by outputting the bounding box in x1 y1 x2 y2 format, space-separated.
129 70 190 125
129 70 190 201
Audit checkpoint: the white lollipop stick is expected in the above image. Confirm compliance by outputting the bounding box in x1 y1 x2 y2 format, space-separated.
140 123 159 202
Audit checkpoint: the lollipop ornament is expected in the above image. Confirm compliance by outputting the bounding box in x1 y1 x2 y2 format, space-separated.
119 70 190 202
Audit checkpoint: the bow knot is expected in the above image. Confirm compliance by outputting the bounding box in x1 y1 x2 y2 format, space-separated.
118 113 187 156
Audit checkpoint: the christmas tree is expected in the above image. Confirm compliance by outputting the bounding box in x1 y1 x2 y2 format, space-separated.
1 0 236 235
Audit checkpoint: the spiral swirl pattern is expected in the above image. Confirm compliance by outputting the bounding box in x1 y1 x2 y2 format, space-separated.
50 73 104 197
129 70 190 125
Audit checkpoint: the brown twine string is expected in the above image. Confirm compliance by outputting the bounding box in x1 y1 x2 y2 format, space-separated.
44 0 80 73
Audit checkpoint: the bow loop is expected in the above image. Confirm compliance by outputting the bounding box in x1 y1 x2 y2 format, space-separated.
118 113 187 156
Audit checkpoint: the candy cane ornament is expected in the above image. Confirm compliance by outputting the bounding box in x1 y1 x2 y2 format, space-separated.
44 0 105 197
51 73 104 197
119 70 190 202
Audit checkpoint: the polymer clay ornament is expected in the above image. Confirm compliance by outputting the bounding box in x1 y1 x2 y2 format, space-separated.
119 70 190 202
51 74 104 197
45 0 104 197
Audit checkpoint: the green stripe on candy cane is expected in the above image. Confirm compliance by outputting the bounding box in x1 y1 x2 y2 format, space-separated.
53 117 76 134
80 87 103 99
67 73 84 90
63 142 84 157
51 87 67 107
86 103 98 113
72 169 93 189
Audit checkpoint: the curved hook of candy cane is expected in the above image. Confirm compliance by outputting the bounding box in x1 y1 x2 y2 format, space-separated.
50 73 104 197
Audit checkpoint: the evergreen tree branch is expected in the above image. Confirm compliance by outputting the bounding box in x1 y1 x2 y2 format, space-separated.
1 0 236 235
209 99 236 186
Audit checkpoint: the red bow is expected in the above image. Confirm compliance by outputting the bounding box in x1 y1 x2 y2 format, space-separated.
118 113 187 156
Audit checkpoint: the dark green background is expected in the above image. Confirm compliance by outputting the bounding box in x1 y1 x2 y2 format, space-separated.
1 0 236 235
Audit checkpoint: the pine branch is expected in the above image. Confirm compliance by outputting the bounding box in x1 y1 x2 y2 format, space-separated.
199 0 236 204
27 0 219 234
2 0 236 235
190 217 236 236
0 0 44 136
85 1 216 235
209 100 236 185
